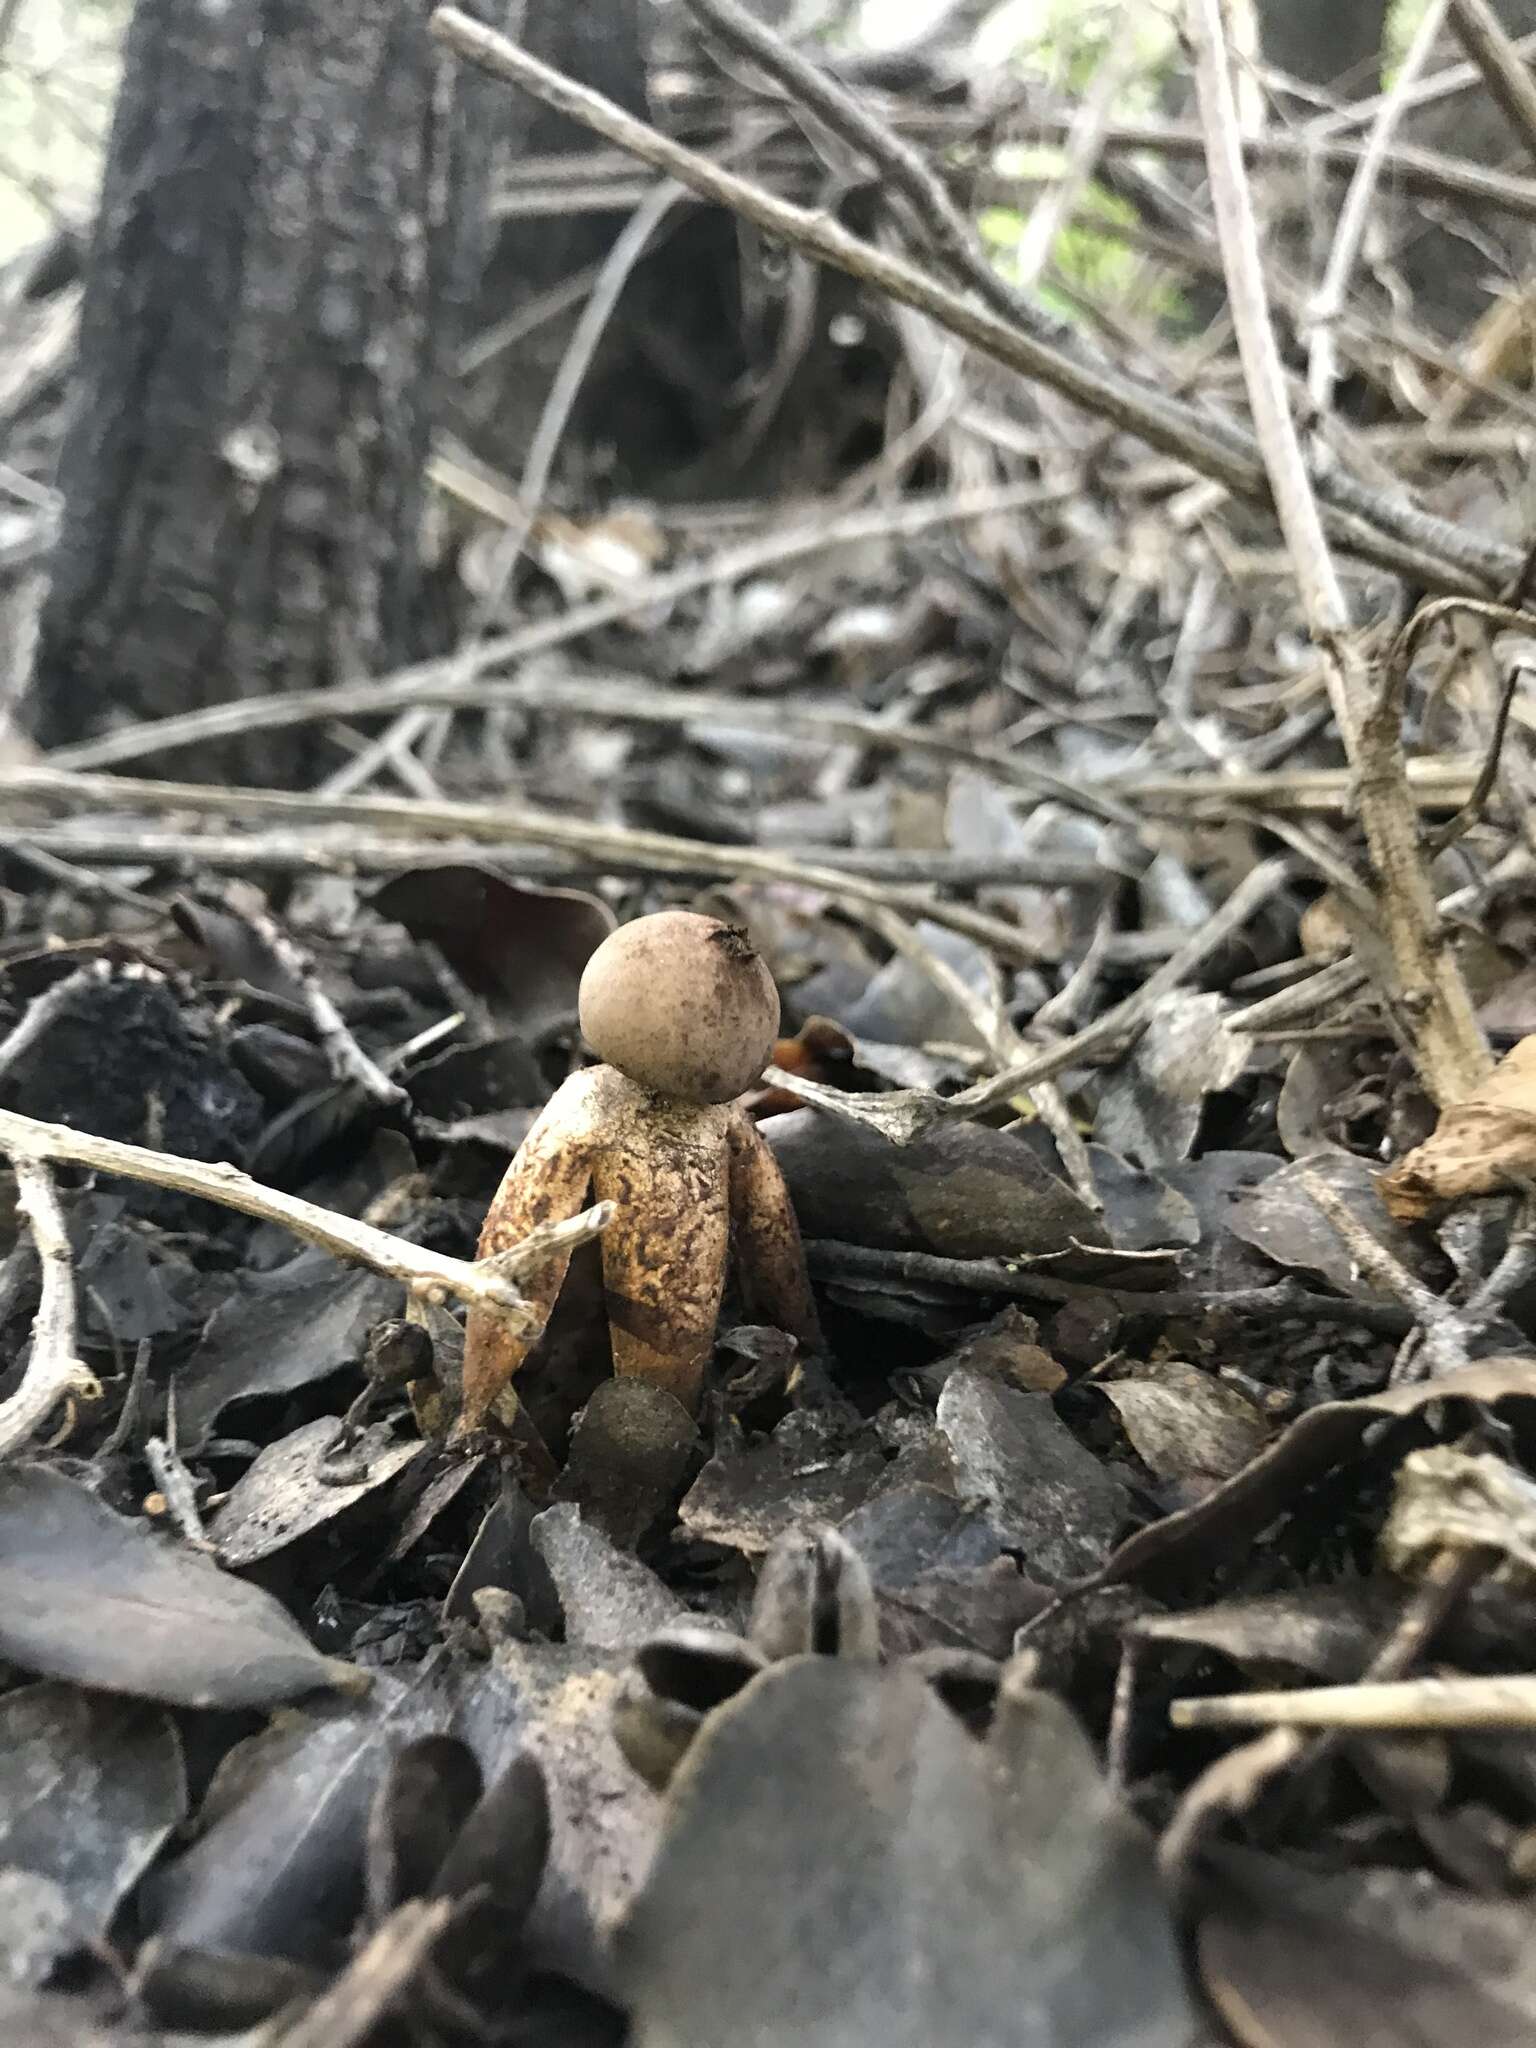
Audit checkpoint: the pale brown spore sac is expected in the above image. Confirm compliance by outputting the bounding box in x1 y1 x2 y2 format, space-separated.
578 910 779 1105
459 913 822 1433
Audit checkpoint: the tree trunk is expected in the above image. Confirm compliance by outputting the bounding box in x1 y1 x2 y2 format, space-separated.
24 0 499 782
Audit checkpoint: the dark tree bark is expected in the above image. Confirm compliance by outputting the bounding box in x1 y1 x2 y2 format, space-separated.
25 0 500 781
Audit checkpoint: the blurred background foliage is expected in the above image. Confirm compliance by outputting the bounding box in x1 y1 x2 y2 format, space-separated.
0 0 1439 294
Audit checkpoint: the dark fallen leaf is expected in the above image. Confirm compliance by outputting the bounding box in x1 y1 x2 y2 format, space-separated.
1158 1151 1284 1292
209 1417 425 1568
763 1109 1110 1260
935 1370 1130 1584
406 1034 547 1122
679 1410 886 1555
845 1033 973 1093
228 1019 331 1103
0 1682 185 1987
1275 1040 1361 1161
1 970 263 1221
618 1659 1192 2047
840 920 997 1052
1197 1846 1536 2048
1092 1356 1536 1592
531 1504 686 1652
839 1484 1003 1588
1476 956 1536 1043
876 1558 1050 1661
0 1465 357 1710
168 894 307 1002
455 1641 664 1994
373 867 614 1041
1131 1582 1407 1683
839 1484 1047 1659
179 1251 403 1447
1088 1145 1201 1252
1094 1361 1270 1484
946 769 1078 937
70 1198 208 1344
444 1476 561 1635
381 1452 486 1565
919 1305 1066 1394
148 1663 455 1963
1095 991 1248 1168
817 1267 980 1336
1225 1151 1440 1302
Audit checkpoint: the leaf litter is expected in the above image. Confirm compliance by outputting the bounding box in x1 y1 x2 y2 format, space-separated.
9 3 1536 2041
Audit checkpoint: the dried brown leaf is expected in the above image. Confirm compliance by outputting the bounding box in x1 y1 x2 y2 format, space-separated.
1381 1036 1536 1219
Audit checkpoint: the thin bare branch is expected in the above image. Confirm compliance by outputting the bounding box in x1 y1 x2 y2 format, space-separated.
427 5 1519 594
1447 0 1536 169
1172 1675 1536 1732
1188 0 1493 1107
0 1105 611 1332
0 1157 100 1459
1305 0 1451 424
45 483 1088 779
0 766 1060 965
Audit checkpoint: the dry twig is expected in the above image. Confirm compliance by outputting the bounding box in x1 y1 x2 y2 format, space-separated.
44 483 1090 780
237 900 406 1108
1304 0 1451 425
1299 1169 1471 1384
1172 1675 1536 1732
0 1106 610 1333
769 859 1288 1139
428 5 1519 594
1187 0 1492 1108
1446 0 1536 169
0 1156 100 1459
0 767 1075 966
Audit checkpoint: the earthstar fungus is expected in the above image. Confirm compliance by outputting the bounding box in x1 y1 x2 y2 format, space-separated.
461 912 821 1428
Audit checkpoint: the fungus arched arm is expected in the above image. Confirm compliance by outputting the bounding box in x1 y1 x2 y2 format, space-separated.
726 1107 823 1353
460 1086 596 1430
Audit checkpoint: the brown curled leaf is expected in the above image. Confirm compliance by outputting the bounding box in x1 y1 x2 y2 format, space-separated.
1380 1036 1536 1221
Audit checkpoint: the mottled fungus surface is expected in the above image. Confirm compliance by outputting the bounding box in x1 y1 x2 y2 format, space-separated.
462 913 820 1430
